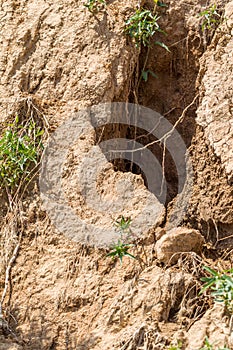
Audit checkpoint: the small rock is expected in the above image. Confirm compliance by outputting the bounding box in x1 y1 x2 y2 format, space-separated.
155 227 205 264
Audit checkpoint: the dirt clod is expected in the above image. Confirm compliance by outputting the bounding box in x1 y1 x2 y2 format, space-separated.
155 227 205 265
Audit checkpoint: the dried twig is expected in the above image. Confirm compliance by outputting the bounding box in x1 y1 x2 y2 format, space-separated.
0 236 21 328
111 94 199 154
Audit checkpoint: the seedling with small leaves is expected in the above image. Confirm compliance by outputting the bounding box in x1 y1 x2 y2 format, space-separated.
114 216 132 232
125 6 169 83
0 115 43 193
107 240 136 264
169 338 230 350
200 266 233 313
84 0 106 13
199 336 230 350
125 8 169 49
107 216 136 264
199 4 222 31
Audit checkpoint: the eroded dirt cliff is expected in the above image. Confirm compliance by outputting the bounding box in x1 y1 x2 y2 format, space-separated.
0 0 232 349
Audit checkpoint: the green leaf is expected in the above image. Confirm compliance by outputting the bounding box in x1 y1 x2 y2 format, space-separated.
0 118 43 192
142 69 157 82
142 70 149 82
125 8 165 47
15 114 19 124
203 266 219 276
155 41 170 51
125 252 136 260
223 275 233 287
156 1 168 7
106 251 117 257
200 277 215 282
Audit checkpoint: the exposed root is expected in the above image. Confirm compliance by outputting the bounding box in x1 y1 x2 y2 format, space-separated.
0 235 21 331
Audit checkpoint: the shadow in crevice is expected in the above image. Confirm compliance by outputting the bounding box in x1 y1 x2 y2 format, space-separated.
95 123 178 206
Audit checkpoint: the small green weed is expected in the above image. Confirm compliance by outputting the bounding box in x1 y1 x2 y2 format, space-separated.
114 216 132 232
199 336 230 350
142 69 157 82
199 4 222 31
84 0 106 13
107 240 136 264
125 8 168 48
169 337 230 350
200 266 233 313
107 216 136 264
0 115 43 193
200 337 215 350
167 340 182 350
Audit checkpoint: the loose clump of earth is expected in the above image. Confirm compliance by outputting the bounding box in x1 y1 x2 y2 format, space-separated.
0 0 232 349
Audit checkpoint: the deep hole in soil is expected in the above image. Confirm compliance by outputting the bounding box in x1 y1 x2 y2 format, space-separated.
95 123 178 205
95 34 199 209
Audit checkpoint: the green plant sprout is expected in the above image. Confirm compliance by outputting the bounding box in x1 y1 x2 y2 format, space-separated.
107 216 136 264
199 4 222 31
167 340 182 350
200 337 215 350
125 8 169 49
169 337 230 350
114 216 132 232
0 115 43 192
200 266 233 313
199 336 230 350
84 0 106 13
107 240 136 264
141 69 157 82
